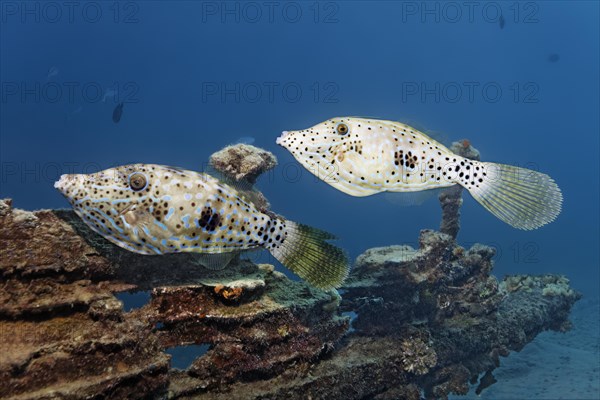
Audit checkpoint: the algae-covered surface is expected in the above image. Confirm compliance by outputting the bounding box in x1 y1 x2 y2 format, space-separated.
0 194 583 399
0 144 591 399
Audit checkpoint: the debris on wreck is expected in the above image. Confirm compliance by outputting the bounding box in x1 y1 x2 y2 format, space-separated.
0 143 581 399
339 229 580 399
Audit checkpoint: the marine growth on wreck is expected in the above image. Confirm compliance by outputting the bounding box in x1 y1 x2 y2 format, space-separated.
0 143 581 400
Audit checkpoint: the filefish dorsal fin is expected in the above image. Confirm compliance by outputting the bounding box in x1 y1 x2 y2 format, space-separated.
401 119 450 147
350 116 450 145
204 165 266 210
204 164 255 192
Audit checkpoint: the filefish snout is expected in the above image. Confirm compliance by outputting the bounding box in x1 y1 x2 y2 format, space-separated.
54 174 86 199
55 165 157 253
276 131 291 146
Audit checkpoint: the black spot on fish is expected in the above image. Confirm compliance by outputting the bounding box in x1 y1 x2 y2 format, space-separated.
199 207 221 232
112 102 124 123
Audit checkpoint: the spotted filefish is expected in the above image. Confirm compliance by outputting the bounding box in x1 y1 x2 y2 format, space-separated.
55 164 349 289
277 117 562 230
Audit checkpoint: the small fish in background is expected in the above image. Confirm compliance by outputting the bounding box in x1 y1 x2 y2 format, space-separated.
112 102 124 123
102 88 117 103
235 136 256 145
548 53 560 63
278 117 562 230
499 14 505 29
46 66 59 80
54 164 349 289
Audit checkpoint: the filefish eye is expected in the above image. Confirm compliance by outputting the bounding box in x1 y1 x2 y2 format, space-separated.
336 123 349 135
129 172 148 191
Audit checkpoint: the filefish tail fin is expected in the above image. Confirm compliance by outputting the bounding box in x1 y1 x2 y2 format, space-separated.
464 162 562 230
269 220 350 290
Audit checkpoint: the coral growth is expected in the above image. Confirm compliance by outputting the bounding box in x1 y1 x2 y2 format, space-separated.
209 143 277 184
400 336 438 375
209 143 277 212
502 274 577 298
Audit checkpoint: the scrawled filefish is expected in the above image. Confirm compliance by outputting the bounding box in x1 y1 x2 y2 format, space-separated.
277 117 562 230
54 164 349 289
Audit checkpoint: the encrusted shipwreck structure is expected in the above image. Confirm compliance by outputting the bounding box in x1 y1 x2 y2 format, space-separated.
0 143 580 399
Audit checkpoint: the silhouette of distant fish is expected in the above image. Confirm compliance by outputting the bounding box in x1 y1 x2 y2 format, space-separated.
112 102 124 123
499 15 505 29
548 53 560 63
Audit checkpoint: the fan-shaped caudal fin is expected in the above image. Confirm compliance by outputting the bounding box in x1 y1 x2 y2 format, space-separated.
269 220 350 289
463 162 562 230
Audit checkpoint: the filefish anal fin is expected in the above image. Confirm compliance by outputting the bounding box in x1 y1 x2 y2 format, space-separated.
383 187 446 207
194 252 238 270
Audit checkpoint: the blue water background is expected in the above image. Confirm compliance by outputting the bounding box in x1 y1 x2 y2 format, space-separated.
1 1 598 299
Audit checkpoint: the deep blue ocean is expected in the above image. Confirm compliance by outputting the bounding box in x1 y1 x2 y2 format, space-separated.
1 2 598 397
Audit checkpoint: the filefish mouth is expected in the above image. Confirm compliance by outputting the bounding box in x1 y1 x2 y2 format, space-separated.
276 131 290 146
54 174 85 198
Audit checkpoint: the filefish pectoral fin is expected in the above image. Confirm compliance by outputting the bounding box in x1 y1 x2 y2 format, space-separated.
193 252 238 270
123 208 153 227
122 209 169 244
118 203 136 217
